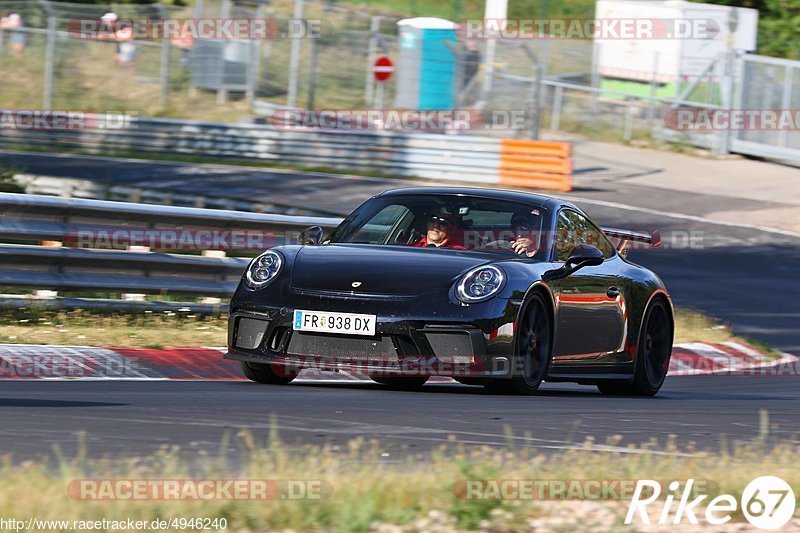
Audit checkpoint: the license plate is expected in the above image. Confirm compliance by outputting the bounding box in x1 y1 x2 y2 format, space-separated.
293 310 377 336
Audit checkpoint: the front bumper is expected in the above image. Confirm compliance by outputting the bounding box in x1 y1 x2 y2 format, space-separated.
224 300 520 378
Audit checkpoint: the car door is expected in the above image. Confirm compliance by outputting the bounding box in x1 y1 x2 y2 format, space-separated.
550 209 627 361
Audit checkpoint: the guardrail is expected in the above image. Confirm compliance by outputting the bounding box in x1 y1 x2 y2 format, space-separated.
0 116 574 191
13 174 341 216
0 193 340 310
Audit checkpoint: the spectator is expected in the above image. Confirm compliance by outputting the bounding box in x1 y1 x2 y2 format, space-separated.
98 12 118 40
114 25 136 67
170 25 193 67
1 13 25 57
461 39 481 89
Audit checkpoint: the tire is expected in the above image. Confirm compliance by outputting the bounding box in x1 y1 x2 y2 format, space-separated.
597 298 673 397
370 376 429 390
484 293 553 395
240 361 298 385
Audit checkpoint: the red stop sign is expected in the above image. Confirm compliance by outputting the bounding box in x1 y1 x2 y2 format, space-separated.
373 56 394 82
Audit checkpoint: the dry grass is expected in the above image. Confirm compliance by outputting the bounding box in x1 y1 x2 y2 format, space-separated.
673 308 775 354
0 421 798 532
0 308 769 351
0 310 226 349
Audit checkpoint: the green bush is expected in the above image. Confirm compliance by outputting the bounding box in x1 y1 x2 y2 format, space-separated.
0 166 24 193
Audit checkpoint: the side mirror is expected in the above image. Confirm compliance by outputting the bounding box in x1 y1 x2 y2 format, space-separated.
298 226 323 246
543 244 604 281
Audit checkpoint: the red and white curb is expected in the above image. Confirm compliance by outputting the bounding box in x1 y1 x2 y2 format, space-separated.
0 343 795 381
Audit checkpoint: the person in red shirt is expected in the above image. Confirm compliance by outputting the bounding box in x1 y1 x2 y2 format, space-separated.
413 214 466 250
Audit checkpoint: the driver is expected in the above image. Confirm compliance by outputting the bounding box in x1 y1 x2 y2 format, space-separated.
413 213 465 250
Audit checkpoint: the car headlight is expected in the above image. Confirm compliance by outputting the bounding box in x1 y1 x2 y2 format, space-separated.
456 266 505 303
245 250 283 289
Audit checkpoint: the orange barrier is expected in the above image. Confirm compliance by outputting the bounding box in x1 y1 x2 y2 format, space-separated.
498 139 573 192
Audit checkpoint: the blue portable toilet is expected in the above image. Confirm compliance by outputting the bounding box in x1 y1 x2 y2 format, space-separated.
395 17 458 111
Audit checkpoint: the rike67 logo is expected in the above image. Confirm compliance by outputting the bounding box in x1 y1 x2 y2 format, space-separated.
626 476 796 530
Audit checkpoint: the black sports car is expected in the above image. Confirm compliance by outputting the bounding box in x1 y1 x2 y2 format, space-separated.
225 187 673 396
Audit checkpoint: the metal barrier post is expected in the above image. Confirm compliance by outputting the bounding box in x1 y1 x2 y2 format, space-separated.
521 44 543 139
778 65 794 149
550 85 563 132
716 9 739 156
217 0 232 105
307 20 318 109
43 16 56 109
246 1 266 105
365 16 381 107
287 0 304 108
590 42 601 115
623 104 635 142
160 39 170 109
715 49 736 156
647 52 660 130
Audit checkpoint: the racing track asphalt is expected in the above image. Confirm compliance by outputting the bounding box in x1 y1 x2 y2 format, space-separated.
1 150 799 460
0 375 797 459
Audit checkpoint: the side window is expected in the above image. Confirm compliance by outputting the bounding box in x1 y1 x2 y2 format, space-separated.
556 211 579 262
555 210 616 261
583 219 616 259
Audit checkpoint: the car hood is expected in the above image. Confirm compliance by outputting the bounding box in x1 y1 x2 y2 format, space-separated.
290 244 491 295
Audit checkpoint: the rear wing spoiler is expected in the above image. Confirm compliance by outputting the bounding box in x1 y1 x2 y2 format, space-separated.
601 227 662 254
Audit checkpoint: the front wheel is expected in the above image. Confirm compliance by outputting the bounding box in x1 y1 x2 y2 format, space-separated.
484 293 552 395
597 298 673 396
240 361 298 385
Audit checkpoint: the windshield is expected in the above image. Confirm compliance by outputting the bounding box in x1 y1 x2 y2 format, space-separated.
329 195 548 259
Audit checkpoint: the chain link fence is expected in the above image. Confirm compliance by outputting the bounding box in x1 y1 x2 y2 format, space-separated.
1 0 800 159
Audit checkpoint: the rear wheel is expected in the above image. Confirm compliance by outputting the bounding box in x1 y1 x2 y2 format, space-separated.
370 376 429 390
240 361 298 385
597 299 672 396
484 293 552 395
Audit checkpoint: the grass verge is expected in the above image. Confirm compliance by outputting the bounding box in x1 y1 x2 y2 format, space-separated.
0 308 775 352
0 421 798 532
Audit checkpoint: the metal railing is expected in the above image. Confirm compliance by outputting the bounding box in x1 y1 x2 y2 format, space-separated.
14 174 342 216
0 192 341 309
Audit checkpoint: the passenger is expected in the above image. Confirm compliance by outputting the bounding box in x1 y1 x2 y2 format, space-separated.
508 212 541 257
413 214 466 250
479 211 541 256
